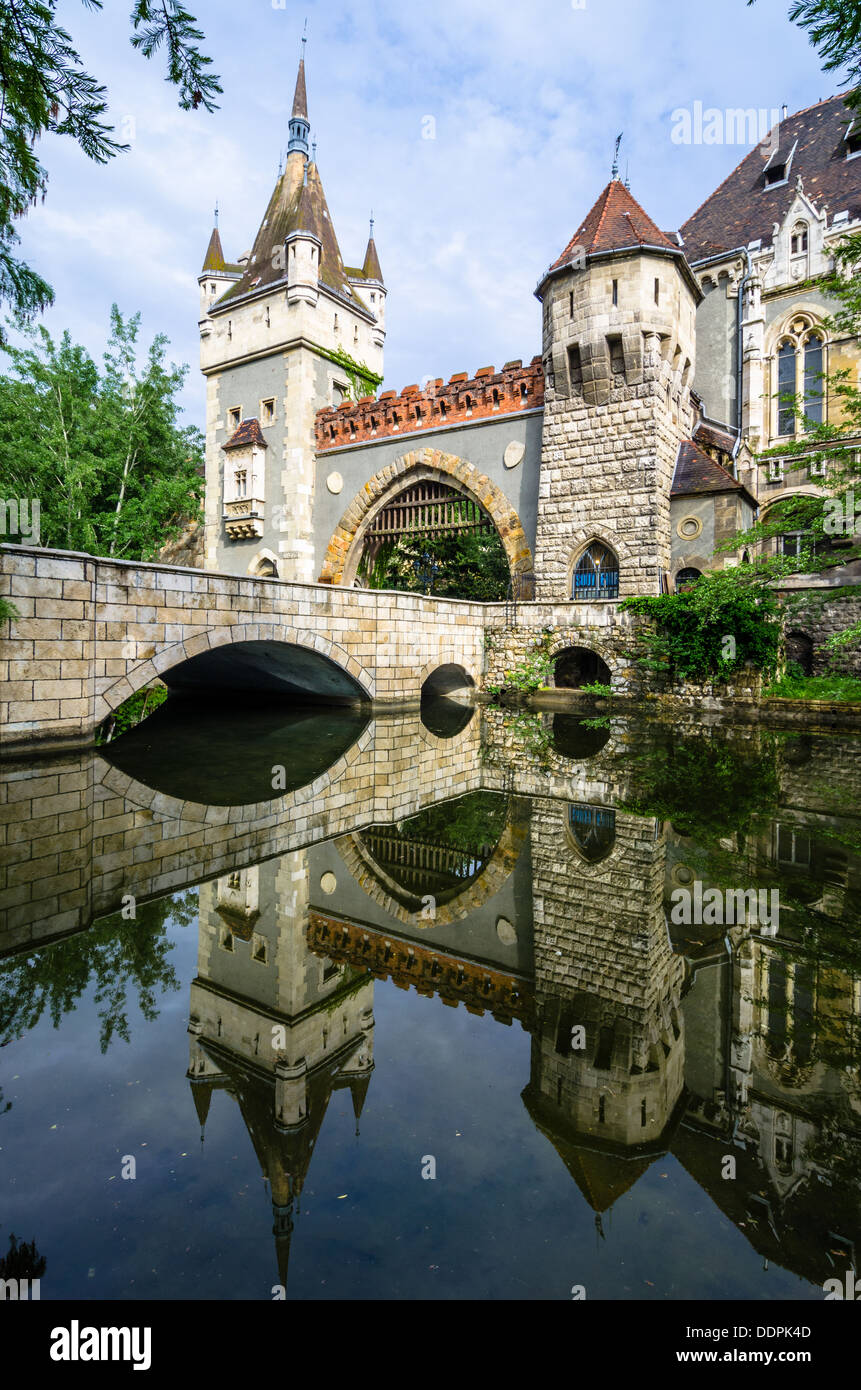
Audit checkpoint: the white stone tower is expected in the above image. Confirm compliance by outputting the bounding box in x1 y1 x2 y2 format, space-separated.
199 47 386 581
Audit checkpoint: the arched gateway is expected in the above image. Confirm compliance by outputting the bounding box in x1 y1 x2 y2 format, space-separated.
318 447 535 587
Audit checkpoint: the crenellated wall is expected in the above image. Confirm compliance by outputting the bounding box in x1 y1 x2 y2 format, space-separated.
314 358 544 452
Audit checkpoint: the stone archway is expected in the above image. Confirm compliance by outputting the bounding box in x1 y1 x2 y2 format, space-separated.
318 446 534 587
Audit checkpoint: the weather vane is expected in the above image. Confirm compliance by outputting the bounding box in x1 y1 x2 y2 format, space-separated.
612 132 623 179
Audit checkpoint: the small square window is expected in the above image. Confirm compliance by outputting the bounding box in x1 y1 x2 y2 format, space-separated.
228 406 242 431
261 398 275 425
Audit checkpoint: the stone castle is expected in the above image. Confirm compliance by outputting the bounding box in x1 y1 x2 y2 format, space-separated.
199 52 861 641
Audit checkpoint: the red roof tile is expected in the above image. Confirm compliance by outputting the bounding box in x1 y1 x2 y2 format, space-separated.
551 179 678 270
223 417 267 451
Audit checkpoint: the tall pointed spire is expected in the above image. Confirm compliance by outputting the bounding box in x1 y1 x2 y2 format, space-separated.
362 212 383 284
287 30 310 159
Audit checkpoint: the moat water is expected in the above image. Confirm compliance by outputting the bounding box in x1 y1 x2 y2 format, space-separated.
2 699 860 1300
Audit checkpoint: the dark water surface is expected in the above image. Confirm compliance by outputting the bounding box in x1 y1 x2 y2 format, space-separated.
2 703 860 1300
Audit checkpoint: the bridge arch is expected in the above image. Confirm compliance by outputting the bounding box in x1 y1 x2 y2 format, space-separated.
93 623 376 725
318 446 535 587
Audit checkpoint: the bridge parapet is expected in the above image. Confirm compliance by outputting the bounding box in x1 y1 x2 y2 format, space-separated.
0 545 487 749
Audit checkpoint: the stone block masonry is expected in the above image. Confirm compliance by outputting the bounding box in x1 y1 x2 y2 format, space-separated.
0 545 486 750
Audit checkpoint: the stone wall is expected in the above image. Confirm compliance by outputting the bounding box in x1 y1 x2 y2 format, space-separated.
482 598 645 694
780 589 861 677
0 711 485 954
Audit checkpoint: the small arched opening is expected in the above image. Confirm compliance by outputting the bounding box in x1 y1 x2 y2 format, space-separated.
421 664 475 738
785 629 814 677
551 715 611 759
675 566 703 591
553 646 612 689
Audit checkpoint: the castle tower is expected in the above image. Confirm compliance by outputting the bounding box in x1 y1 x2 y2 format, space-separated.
200 47 386 581
533 178 701 600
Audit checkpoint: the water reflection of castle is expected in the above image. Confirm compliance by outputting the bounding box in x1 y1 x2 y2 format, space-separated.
188 757 861 1291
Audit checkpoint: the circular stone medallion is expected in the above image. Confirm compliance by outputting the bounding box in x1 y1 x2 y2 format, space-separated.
503 441 525 470
326 472 343 495
496 916 517 945
320 872 337 894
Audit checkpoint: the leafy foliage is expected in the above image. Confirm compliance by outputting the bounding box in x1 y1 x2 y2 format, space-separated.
763 672 861 701
395 790 507 857
0 306 203 557
622 726 782 841
485 630 555 696
361 523 510 601
0 0 219 334
322 344 383 401
620 569 782 681
95 682 168 743
0 595 19 623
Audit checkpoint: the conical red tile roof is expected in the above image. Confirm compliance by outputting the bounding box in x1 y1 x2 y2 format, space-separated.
551 178 678 270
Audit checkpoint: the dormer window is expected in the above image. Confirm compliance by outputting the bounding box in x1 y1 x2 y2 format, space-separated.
763 138 796 188
845 119 861 158
790 223 808 255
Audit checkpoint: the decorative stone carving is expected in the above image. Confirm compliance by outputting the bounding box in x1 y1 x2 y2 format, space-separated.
326 471 343 494
504 441 525 470
320 872 337 894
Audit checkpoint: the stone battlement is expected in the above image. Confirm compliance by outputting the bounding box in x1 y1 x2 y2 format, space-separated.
315 356 545 452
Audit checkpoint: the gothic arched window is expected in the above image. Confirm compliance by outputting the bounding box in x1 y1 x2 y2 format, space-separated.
573 541 619 600
773 322 827 438
790 222 808 254
777 339 796 436
803 333 824 428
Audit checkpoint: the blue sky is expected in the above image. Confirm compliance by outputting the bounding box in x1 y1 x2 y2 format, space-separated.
13 0 852 423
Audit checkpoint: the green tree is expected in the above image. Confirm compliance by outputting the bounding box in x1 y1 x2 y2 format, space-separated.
0 0 220 335
621 567 783 682
0 305 204 557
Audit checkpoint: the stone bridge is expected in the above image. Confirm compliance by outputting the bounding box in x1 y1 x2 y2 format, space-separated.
0 544 644 751
0 545 489 750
